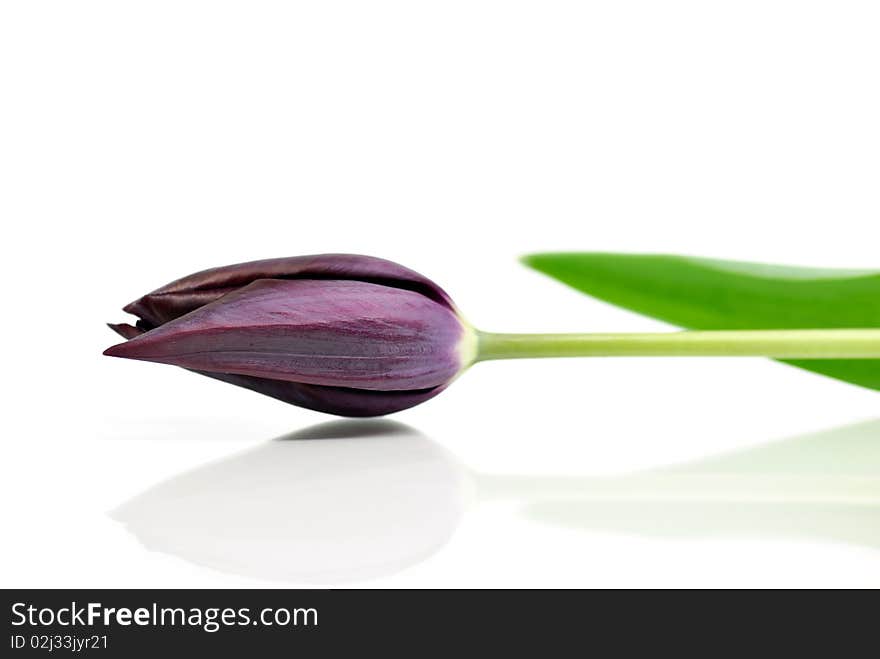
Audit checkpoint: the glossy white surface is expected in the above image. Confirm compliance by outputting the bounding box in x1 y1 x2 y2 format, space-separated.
3 1 880 588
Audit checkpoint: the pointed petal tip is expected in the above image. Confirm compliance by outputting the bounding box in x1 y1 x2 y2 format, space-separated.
107 322 145 340
103 342 128 358
122 298 160 326
104 332 151 359
122 298 145 315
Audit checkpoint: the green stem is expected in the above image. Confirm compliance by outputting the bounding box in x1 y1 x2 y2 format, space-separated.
476 329 880 362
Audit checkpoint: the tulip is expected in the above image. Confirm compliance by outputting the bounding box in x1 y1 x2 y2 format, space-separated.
106 254 880 417
105 255 476 416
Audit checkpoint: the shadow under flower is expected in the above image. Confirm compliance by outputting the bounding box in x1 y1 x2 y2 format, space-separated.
112 418 880 584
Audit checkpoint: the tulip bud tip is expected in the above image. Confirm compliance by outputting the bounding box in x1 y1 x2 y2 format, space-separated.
103 342 125 358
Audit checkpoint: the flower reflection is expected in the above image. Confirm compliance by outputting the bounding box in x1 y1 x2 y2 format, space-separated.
114 418 880 584
112 421 468 583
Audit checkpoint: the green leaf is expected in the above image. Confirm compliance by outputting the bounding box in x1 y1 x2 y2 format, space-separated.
522 252 880 391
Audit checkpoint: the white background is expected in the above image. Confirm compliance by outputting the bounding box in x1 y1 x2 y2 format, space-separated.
2 1 880 588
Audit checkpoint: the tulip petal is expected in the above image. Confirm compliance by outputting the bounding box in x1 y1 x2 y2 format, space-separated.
107 323 143 340
107 322 444 416
124 254 454 327
106 278 465 391
202 372 447 416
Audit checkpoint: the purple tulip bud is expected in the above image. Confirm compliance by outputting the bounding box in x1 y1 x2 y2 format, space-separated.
105 255 477 417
